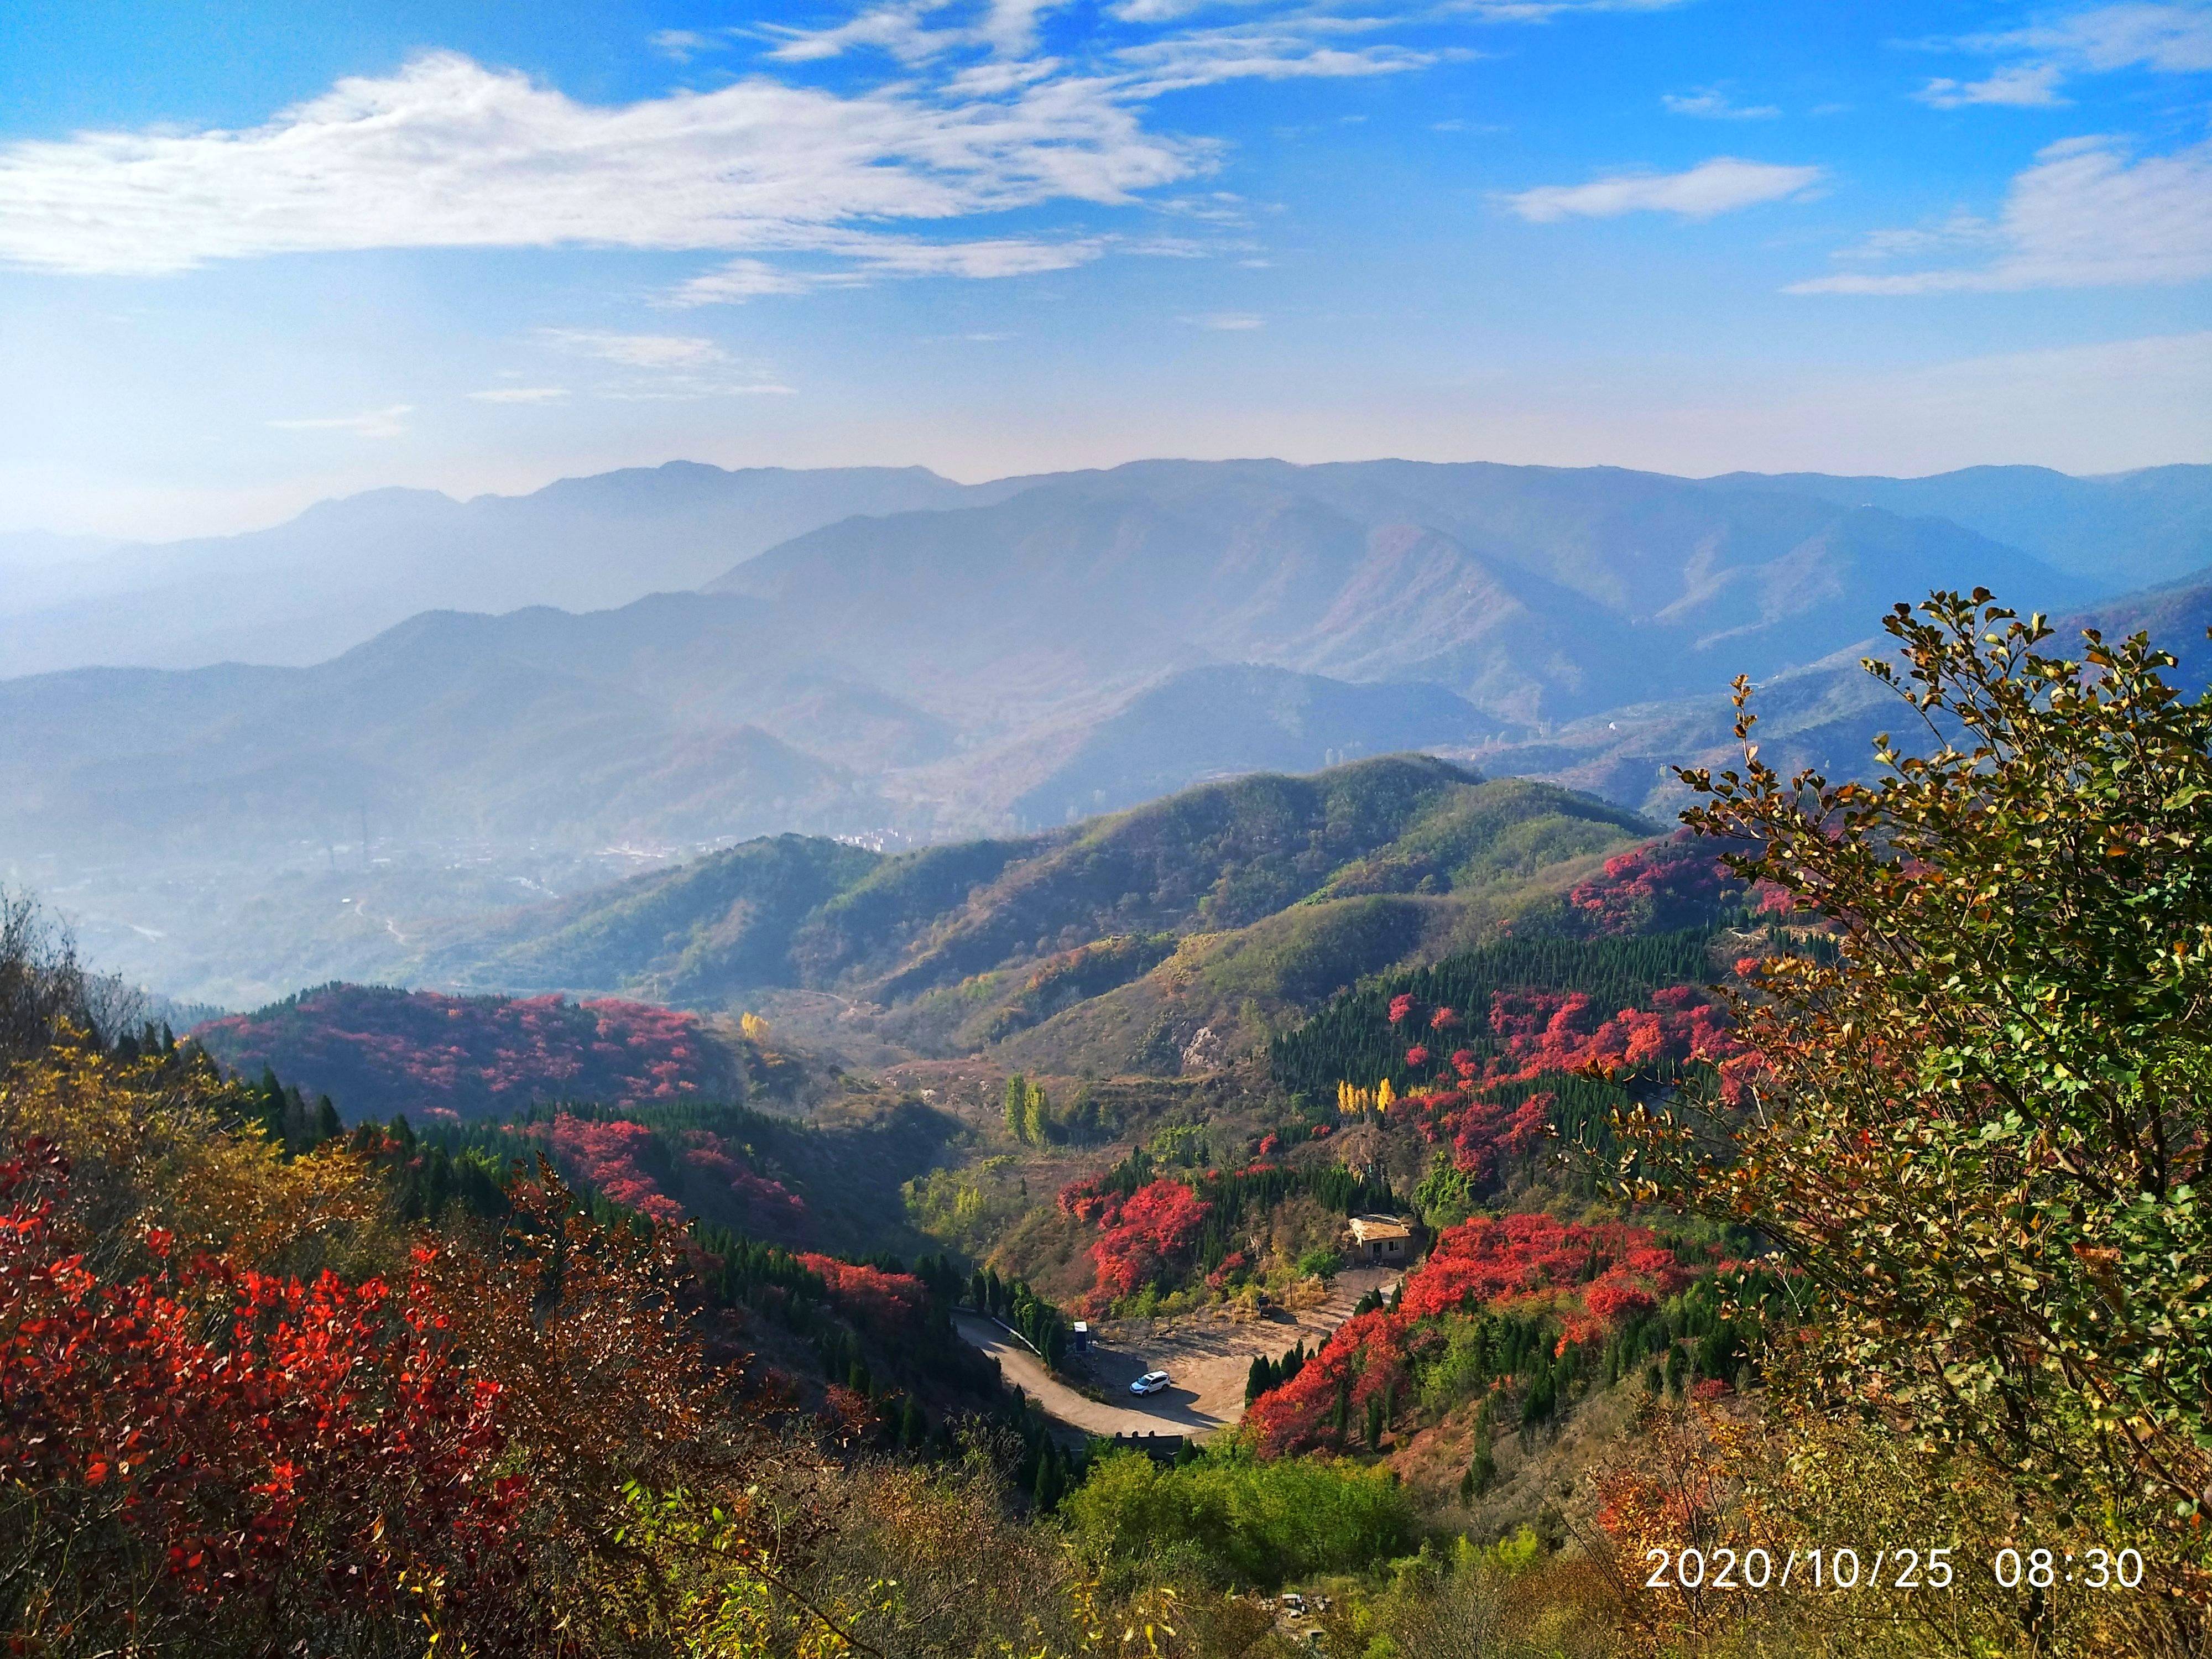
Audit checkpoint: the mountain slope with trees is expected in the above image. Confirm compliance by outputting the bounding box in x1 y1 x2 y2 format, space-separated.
390 757 1654 1076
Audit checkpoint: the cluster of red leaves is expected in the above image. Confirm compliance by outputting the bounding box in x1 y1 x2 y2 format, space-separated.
194 985 738 1121
1244 1306 1420 1456
544 1113 804 1232
1567 837 1735 935
1397 1212 1688 1340
1486 984 1737 1081
1206 1250 1252 1292
1248 1212 1692 1455
1412 1088 1552 1184
1057 1177 1213 1313
0 1140 523 1619
797 1256 926 1328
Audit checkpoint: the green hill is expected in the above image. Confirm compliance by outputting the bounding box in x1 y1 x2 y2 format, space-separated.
404 755 1654 1076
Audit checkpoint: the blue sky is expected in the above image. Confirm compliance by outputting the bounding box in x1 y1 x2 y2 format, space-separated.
2 0 2208 539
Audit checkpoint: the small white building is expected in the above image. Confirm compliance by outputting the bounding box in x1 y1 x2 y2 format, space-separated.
1347 1213 1412 1261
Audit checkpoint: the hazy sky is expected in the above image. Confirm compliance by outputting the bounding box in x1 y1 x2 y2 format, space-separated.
3 0 2209 540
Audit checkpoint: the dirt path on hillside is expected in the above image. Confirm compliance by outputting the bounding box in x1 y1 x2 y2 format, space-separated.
956 1264 1401 1444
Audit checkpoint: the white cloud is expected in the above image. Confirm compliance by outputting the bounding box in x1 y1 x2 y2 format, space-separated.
1441 0 1691 16
1112 24 1440 97
1662 86 1780 119
760 3 955 64
593 379 795 400
539 330 731 369
1791 133 2212 293
1828 208 2000 262
1501 157 1822 222
660 257 821 304
1944 3 2212 74
467 385 569 403
533 326 791 397
762 0 1058 62
1915 62 2069 108
648 29 722 63
1909 4 2212 108
0 51 1194 276
666 232 1103 304
1183 310 1263 327
268 404 413 438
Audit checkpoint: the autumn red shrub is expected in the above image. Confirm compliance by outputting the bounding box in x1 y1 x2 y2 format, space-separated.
194 984 740 1121
540 1113 804 1233
0 1139 525 1631
1567 836 1733 935
1207 1249 1252 1292
1082 1178 1212 1311
799 1255 926 1327
1249 1211 1692 1453
1405 1088 1550 1183
1246 1307 1415 1455
1479 984 1738 1083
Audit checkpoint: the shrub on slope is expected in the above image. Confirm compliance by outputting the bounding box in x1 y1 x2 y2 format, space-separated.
194 983 741 1122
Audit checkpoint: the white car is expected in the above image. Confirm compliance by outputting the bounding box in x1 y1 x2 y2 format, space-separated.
1129 1370 1171 1396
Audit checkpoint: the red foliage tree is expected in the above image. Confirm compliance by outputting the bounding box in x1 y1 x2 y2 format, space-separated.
1566 836 1733 935
798 1255 926 1328
0 1140 525 1631
1076 1178 1213 1312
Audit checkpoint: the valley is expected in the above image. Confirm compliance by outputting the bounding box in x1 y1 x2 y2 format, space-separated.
8 461 2210 1657
7 456 2205 1010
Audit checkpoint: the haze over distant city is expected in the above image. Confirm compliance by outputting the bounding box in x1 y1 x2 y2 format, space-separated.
3 0 2209 540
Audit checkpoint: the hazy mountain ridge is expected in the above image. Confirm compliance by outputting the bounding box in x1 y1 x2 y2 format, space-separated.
1474 562 2212 817
6 455 2197 1006
0 462 990 676
1707 463 2212 587
709 458 2095 725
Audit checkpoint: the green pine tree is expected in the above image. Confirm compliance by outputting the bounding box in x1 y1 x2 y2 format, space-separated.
1003 1073 1029 1142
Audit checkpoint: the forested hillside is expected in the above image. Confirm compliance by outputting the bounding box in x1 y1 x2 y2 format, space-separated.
393 757 1655 1077
192 984 747 1122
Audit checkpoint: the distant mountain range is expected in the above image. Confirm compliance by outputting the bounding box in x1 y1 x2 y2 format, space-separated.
9 456 2206 685
0 463 991 676
1477 562 2212 817
5 454 2206 1006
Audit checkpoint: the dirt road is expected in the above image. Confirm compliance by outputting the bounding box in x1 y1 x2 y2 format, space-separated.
956 1265 1400 1444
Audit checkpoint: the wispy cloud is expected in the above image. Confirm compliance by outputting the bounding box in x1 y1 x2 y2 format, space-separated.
648 29 723 64
533 327 792 397
1908 3 2212 108
467 385 569 403
538 330 732 369
1916 62 2069 108
0 51 1193 277
1183 310 1264 328
268 403 413 438
1662 85 1780 119
669 232 1104 305
1790 133 2212 293
1113 23 1443 97
0 2 1713 299
1501 157 1822 222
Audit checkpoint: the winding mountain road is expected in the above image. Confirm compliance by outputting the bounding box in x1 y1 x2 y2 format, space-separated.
957 1266 1402 1444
